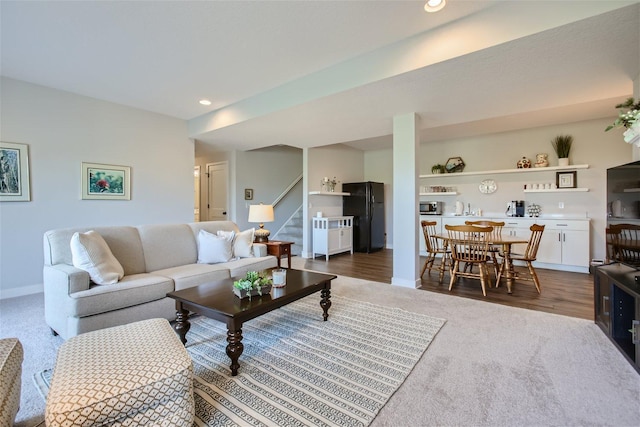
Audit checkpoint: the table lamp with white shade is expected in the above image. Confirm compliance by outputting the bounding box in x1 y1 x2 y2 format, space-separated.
248 203 274 242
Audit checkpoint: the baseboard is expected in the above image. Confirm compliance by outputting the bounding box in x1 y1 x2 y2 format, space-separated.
0 283 44 300
391 276 421 289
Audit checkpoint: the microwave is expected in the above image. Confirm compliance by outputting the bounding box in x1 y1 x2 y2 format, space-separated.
420 201 443 215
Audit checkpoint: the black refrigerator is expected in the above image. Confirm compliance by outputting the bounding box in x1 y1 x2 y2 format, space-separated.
342 181 385 253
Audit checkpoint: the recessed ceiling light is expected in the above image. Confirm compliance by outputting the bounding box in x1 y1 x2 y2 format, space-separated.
424 0 446 13
199 99 212 106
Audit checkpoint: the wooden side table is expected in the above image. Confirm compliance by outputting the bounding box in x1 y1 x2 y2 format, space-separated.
264 241 293 268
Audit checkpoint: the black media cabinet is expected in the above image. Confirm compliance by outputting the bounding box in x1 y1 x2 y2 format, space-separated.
594 263 640 374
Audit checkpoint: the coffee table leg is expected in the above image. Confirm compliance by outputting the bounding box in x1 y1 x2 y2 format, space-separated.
174 305 191 345
226 328 244 376
320 287 331 321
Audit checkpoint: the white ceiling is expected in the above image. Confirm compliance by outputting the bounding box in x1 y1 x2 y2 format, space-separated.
2 1 639 151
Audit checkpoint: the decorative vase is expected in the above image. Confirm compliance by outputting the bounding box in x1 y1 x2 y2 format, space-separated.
558 158 569 167
534 153 549 168
516 157 531 169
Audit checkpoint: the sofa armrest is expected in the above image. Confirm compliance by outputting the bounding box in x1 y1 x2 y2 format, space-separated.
43 264 91 294
253 243 267 257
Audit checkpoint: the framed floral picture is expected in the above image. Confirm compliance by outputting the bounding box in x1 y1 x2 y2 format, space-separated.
81 162 131 200
0 141 31 202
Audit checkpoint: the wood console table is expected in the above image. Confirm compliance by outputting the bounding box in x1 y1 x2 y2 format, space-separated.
265 240 293 268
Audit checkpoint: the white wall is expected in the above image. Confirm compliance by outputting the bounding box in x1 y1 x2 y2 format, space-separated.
233 146 303 233
364 117 633 262
303 145 364 257
0 78 193 298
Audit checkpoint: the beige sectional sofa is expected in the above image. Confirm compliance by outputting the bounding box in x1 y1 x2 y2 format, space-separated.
43 221 277 339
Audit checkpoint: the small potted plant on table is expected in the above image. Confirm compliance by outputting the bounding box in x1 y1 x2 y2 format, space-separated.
233 271 273 299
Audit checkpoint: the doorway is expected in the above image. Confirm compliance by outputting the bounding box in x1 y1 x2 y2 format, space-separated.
194 166 201 221
207 161 229 221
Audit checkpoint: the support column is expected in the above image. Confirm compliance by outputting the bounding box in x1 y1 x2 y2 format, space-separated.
392 113 421 288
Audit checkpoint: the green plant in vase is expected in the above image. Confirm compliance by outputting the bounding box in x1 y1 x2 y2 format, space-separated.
431 164 445 174
551 135 573 166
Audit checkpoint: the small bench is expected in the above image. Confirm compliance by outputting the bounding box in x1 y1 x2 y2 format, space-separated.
45 318 194 426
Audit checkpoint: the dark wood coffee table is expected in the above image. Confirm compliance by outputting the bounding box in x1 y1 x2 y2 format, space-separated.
167 268 336 376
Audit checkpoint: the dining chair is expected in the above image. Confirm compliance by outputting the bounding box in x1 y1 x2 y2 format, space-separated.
420 220 450 283
496 224 545 293
464 220 505 277
605 227 621 263
608 224 640 266
445 224 493 296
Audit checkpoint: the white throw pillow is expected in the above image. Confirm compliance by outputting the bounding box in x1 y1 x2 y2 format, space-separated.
233 228 255 258
198 229 234 264
70 230 124 285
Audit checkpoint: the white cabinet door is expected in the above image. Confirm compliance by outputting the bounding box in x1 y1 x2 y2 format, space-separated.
503 220 533 254
560 230 589 267
339 228 352 251
537 230 562 264
328 229 341 252
537 229 589 267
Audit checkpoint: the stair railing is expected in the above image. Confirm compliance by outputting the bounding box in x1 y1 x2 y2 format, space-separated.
272 174 302 208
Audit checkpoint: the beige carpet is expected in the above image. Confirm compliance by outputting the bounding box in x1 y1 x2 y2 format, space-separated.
3 263 640 426
323 274 640 426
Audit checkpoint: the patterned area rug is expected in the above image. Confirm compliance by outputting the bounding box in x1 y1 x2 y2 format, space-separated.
34 295 445 426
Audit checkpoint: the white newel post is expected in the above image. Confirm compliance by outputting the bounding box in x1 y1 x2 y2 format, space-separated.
392 113 421 288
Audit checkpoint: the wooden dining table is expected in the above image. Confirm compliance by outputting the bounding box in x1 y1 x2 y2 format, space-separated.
435 233 529 294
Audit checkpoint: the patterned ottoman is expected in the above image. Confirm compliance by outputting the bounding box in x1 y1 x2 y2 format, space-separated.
0 338 23 426
45 318 194 426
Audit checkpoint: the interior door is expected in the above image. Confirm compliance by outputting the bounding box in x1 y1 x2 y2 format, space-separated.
207 161 228 221
194 166 200 222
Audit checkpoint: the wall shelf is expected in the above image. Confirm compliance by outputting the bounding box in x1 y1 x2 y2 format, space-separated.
524 188 589 193
623 188 640 193
419 164 589 178
308 191 350 196
419 192 458 196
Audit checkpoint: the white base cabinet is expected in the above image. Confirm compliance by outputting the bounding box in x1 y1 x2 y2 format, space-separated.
423 216 590 272
536 220 590 269
312 216 353 260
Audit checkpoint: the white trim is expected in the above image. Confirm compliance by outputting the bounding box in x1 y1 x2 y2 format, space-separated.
0 284 43 300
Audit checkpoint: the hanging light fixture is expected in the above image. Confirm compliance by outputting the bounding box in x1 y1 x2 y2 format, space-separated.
424 0 446 13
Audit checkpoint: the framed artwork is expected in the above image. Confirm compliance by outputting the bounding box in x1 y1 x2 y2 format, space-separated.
0 141 31 202
244 188 253 200
82 162 131 200
556 171 577 189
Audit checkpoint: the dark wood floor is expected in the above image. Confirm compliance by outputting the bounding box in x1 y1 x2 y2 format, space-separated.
299 249 594 320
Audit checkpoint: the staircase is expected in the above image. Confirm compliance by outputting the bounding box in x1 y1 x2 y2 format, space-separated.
273 206 303 256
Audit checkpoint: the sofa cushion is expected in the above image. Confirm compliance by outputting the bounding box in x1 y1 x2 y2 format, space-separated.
233 228 255 258
196 230 234 264
188 221 240 237
44 226 146 275
70 273 174 317
152 264 230 291
137 224 197 272
0 338 23 427
70 231 124 285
